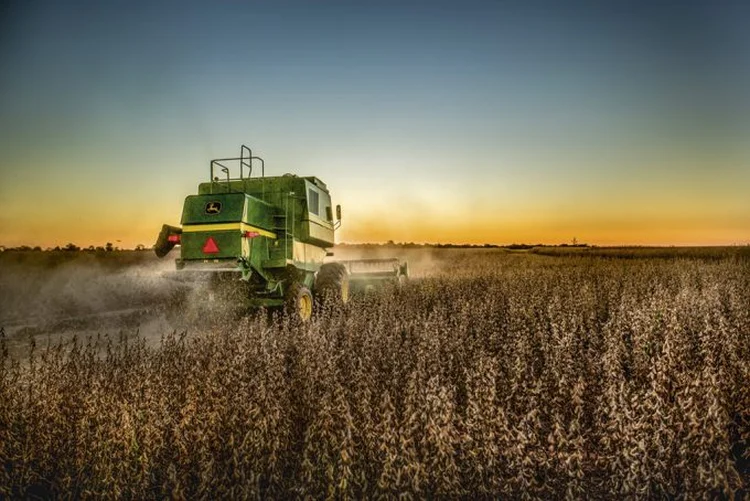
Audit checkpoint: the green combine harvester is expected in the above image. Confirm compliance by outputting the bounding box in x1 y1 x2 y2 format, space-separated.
155 145 408 321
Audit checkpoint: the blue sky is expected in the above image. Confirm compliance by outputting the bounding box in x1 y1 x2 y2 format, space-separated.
1 0 748 247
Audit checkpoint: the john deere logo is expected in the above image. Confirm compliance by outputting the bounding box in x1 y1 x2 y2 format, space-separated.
205 201 222 214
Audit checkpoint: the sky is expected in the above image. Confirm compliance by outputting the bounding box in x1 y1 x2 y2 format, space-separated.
0 0 748 248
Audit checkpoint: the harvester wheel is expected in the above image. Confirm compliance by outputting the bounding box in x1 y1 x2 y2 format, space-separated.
285 282 313 322
315 263 350 307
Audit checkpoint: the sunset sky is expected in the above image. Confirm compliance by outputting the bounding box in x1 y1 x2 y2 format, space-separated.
1 0 748 248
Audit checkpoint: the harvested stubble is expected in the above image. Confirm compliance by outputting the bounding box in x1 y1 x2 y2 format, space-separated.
1 249 749 499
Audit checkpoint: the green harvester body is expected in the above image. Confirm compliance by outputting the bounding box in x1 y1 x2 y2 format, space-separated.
155 145 407 315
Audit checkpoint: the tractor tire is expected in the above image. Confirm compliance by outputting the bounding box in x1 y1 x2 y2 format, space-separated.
315 263 350 307
285 282 314 322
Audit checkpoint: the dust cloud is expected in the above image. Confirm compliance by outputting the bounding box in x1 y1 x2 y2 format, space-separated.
0 252 183 357
0 247 454 359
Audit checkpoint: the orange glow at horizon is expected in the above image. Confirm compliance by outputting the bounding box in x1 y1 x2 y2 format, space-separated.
338 215 750 247
1 206 747 249
1 150 748 249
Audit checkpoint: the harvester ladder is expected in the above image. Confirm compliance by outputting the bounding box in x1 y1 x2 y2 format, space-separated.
278 192 297 262
272 214 288 232
273 214 289 263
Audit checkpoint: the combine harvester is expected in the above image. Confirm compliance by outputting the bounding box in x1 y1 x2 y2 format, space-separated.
154 145 408 321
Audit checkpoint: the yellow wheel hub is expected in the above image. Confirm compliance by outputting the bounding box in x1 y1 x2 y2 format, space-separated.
298 293 313 321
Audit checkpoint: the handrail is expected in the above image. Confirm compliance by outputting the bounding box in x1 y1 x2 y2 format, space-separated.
251 156 264 177
208 145 266 194
241 145 251 178
210 158 242 181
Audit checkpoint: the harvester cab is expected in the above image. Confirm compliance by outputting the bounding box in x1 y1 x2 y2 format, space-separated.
155 145 408 321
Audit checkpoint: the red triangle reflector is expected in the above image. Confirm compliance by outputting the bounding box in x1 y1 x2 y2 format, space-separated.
202 237 220 254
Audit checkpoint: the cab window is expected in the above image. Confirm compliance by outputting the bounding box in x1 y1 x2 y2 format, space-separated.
307 188 320 216
321 192 332 221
